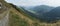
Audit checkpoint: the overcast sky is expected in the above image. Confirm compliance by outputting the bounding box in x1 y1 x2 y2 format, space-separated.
5 0 60 7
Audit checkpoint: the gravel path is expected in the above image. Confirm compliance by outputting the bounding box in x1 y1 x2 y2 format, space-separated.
0 2 9 26
0 12 9 26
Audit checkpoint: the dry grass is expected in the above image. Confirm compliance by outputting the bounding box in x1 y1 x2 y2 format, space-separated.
1 0 60 26
8 7 60 26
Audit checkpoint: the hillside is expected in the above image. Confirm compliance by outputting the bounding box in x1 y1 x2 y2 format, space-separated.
0 0 60 26
45 6 60 17
9 4 60 26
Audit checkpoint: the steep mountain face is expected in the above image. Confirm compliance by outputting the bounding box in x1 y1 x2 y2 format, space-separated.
23 5 54 15
31 5 54 18
45 6 60 17
32 5 54 13
43 6 60 23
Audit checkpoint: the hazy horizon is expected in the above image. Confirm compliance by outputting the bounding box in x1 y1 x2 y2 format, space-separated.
5 0 60 7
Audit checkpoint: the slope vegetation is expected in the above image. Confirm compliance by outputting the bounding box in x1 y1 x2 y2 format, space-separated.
1 0 60 26
9 4 60 26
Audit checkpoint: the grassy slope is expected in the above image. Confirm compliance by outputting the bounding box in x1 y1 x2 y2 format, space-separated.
8 5 60 26
9 7 39 26
0 0 60 26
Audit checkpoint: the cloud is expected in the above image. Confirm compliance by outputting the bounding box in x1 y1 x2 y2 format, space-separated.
5 0 60 7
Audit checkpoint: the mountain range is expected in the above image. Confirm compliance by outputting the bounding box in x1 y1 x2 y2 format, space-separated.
18 5 60 23
1 0 60 26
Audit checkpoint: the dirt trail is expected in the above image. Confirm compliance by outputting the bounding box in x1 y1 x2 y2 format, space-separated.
0 3 9 26
0 12 9 26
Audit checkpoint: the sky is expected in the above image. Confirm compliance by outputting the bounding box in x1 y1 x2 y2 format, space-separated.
5 0 60 7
